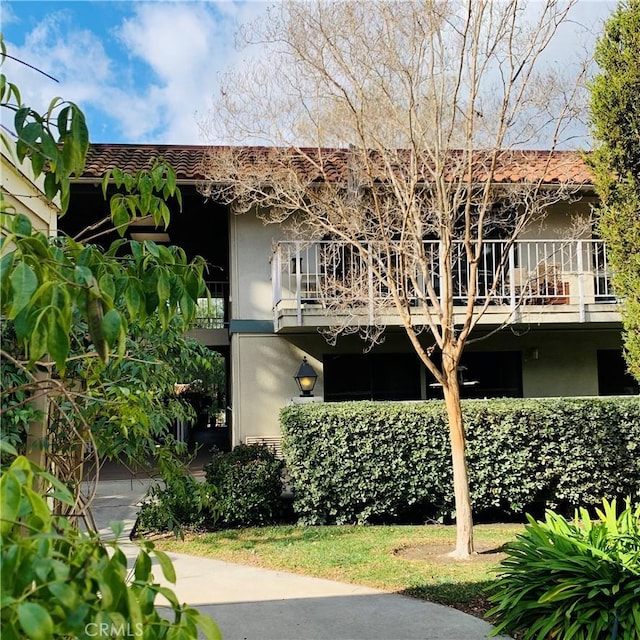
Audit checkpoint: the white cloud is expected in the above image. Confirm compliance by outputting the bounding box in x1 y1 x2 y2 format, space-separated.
2 10 113 129
111 1 268 143
2 1 268 144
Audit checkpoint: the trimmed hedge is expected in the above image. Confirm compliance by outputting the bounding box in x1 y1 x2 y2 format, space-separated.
280 397 640 524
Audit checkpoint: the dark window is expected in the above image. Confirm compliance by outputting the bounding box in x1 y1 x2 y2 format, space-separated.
597 350 639 395
425 351 522 399
324 353 421 402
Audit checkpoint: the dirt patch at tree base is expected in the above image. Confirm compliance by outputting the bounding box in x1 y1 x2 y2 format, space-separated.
393 541 507 562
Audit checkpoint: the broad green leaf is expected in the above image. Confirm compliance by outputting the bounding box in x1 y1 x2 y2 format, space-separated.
14 213 32 236
157 271 171 303
153 549 177 583
195 612 223 640
39 471 74 505
102 309 122 347
126 586 143 638
0 472 21 534
0 250 14 291
145 241 160 259
74 265 93 286
47 309 70 373
43 172 59 202
17 602 54 640
20 121 43 147
28 308 50 364
47 582 76 609
14 106 30 134
9 261 38 317
125 282 142 319
56 105 71 136
99 273 116 302
134 550 152 581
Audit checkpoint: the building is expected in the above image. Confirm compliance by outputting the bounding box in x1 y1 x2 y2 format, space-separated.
1 142 60 236
63 144 638 449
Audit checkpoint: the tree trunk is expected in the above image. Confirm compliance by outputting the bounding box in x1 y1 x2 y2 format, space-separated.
26 370 50 493
441 357 475 558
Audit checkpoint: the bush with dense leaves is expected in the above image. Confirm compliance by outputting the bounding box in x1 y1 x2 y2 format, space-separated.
136 470 217 536
486 498 640 639
204 444 285 527
280 397 640 524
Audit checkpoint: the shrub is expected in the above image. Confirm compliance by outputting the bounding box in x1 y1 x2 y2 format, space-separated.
486 498 640 639
136 470 217 536
280 397 640 524
204 444 285 527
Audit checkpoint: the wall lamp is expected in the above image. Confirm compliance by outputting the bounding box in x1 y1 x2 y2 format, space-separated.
294 357 318 397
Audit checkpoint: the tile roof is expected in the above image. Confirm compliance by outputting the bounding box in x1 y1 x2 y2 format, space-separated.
81 144 594 186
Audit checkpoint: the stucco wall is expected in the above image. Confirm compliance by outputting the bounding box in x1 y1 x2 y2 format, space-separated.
230 209 285 321
521 197 595 240
230 332 324 444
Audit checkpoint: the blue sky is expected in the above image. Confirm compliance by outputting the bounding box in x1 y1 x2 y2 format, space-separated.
1 1 268 144
1 1 617 146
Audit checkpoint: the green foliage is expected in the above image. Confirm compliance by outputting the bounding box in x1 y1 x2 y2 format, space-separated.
280 398 640 524
136 470 217 538
0 213 205 372
486 498 640 639
0 36 88 214
589 0 640 382
0 451 221 640
204 444 285 528
0 322 37 454
58 315 224 468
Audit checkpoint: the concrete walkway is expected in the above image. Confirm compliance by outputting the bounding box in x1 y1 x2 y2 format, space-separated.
89 475 510 640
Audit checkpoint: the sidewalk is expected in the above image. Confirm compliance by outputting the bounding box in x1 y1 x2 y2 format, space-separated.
89 472 510 640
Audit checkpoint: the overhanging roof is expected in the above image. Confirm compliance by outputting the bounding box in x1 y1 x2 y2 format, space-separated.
80 144 594 186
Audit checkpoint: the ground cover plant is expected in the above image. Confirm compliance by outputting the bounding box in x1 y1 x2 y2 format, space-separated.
155 523 522 618
487 498 640 639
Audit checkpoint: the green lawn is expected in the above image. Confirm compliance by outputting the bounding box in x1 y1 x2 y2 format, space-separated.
155 523 523 618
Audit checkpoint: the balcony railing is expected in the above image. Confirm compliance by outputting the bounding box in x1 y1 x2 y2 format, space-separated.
272 240 616 325
193 281 228 329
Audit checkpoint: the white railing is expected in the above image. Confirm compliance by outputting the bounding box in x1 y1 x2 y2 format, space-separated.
272 240 615 322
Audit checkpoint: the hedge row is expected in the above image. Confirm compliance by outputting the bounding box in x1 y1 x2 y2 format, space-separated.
280 397 640 524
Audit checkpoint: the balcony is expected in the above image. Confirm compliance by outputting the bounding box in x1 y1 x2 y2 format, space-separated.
186 281 230 346
271 240 620 331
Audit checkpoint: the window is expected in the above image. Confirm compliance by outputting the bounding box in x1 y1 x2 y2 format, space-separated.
425 351 523 399
324 353 421 402
597 350 639 395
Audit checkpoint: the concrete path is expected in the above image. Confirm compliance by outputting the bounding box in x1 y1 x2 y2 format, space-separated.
88 475 510 640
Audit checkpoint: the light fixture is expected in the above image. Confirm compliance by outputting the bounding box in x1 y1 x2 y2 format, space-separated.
294 357 318 397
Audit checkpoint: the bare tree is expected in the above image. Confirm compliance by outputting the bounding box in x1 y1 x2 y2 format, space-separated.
200 0 589 558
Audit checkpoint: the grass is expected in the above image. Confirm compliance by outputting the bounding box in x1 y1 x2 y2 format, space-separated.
155 523 523 618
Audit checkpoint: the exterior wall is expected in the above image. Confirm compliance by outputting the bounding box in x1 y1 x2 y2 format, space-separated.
1 146 59 235
230 209 284 321
463 327 621 398
230 332 323 445
521 196 595 240
227 196 628 441
229 325 625 440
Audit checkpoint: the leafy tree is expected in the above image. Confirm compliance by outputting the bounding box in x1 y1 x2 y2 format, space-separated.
201 0 587 557
1 448 221 640
1 37 220 639
589 0 640 382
